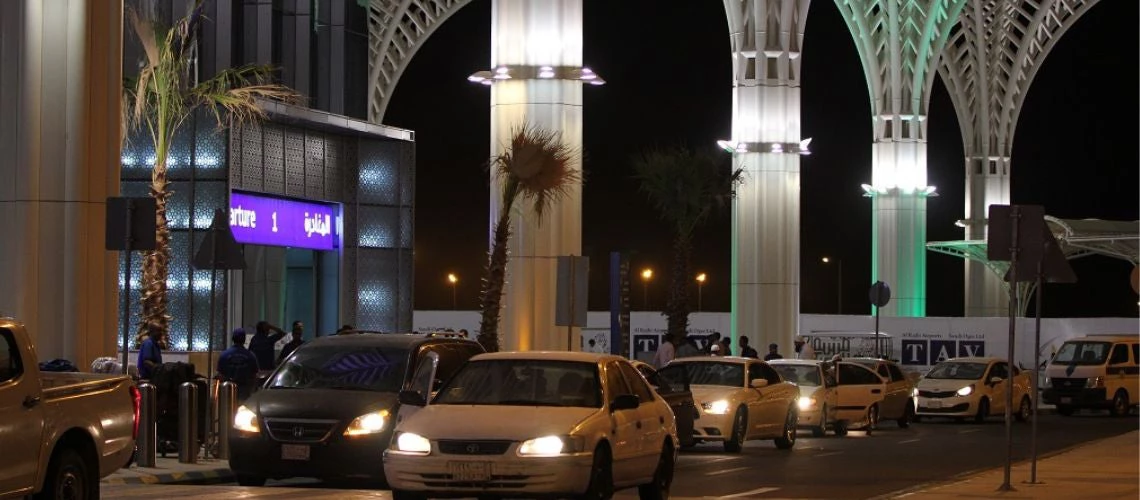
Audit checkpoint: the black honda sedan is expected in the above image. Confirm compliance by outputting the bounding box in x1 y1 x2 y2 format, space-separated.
228 332 483 486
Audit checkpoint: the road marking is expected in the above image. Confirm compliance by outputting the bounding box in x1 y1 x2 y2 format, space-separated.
814 451 844 458
898 438 921 444
718 487 780 498
705 466 750 476
679 456 739 468
959 428 982 434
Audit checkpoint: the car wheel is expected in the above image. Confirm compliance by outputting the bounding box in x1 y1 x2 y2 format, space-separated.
1055 404 1075 416
833 419 849 437
392 490 426 500
864 405 879 435
810 406 827 437
235 474 267 487
897 400 913 428
1015 396 1032 422
774 406 797 449
723 408 747 453
583 445 614 499
638 442 674 500
36 448 95 500
1110 390 1130 417
974 398 989 424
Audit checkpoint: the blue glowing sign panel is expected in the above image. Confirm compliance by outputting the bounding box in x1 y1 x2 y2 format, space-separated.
229 190 339 250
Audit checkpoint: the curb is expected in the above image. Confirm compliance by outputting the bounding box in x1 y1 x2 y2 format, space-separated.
102 467 234 486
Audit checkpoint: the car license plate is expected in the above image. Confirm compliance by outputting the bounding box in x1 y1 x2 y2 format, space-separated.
927 400 943 409
1060 397 1072 404
281 444 310 461
448 461 490 482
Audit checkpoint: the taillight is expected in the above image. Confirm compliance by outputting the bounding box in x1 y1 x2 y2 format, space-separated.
130 385 141 440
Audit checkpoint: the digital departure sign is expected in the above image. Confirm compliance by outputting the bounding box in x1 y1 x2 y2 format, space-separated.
229 190 340 251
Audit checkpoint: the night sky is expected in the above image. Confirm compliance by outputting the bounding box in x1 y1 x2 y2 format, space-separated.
381 1 1139 318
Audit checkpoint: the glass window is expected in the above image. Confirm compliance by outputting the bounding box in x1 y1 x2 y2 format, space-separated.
660 361 744 388
926 361 988 380
1132 344 1139 365
837 363 881 385
635 363 660 387
1109 344 1130 365
771 364 822 387
618 362 655 403
876 364 890 379
886 363 906 382
989 363 1009 380
753 363 782 385
1052 341 1111 365
605 361 631 399
0 329 22 383
264 345 411 392
435 359 601 408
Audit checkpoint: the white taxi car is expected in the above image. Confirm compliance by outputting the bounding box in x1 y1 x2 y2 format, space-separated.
383 351 679 499
770 358 913 436
914 357 1033 423
658 357 798 452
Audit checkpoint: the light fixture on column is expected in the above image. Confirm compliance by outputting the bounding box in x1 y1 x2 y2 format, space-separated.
467 65 606 86
859 184 938 197
715 138 812 155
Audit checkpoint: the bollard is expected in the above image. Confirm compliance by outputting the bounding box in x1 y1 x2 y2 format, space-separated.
178 381 198 464
137 383 157 467
216 381 237 459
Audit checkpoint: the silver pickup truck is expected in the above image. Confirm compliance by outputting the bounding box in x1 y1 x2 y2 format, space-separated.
0 317 139 500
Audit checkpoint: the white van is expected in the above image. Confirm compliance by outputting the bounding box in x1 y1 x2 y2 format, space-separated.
1043 335 1139 416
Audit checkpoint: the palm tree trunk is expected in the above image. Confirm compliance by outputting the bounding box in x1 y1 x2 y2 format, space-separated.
137 156 173 344
478 208 513 352
665 234 692 341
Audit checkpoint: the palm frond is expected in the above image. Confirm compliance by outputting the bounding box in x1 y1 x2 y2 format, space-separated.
190 65 304 129
493 123 580 222
127 7 160 69
632 146 743 238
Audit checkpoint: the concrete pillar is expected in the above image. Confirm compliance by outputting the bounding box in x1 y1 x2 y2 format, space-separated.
0 0 122 367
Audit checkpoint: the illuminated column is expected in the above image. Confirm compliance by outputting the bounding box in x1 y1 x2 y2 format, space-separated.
939 0 1100 316
486 0 587 351
837 0 966 316
0 0 122 365
722 1 810 354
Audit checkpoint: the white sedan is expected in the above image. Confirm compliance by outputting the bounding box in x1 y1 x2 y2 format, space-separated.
383 351 679 499
659 357 799 452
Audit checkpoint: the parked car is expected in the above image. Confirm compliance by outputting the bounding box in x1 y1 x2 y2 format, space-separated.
914 357 1032 422
658 357 798 452
631 360 697 447
0 317 139 500
842 357 916 429
227 332 484 486
1043 335 1139 417
384 351 679 499
769 359 837 436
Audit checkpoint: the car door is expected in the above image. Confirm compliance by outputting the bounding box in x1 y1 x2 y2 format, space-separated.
618 361 666 476
986 362 1010 414
636 363 695 447
603 361 642 483
834 363 884 423
882 363 911 419
746 362 783 436
0 329 43 496
395 349 440 425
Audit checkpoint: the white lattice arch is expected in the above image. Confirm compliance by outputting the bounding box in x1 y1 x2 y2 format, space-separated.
367 0 475 123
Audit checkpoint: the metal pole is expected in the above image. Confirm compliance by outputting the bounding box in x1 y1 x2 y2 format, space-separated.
178 381 199 464
137 382 157 467
567 257 576 351
121 201 134 375
643 281 648 310
874 305 881 359
1029 262 1044 484
451 284 456 309
217 381 237 460
205 225 218 459
837 260 843 315
1000 206 1020 492
698 284 703 312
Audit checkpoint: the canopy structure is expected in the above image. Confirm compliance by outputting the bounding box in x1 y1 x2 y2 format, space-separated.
927 216 1140 315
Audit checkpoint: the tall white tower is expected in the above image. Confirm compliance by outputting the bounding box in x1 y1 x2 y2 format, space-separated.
836 0 966 317
939 0 1101 317
722 0 811 354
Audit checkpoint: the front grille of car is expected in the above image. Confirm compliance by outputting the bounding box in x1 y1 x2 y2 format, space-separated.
264 418 338 443
918 390 958 398
437 440 513 455
1051 378 1087 389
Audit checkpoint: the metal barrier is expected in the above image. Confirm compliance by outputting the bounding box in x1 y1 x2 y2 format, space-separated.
178 381 198 464
216 381 237 459
137 383 157 467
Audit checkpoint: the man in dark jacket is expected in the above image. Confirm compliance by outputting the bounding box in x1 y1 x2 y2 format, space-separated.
277 321 305 364
218 329 260 400
248 321 286 370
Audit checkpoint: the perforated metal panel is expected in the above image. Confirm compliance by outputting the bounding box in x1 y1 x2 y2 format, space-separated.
357 206 399 248
284 129 307 198
399 207 413 249
357 142 399 205
355 248 399 330
263 127 286 193
166 182 191 230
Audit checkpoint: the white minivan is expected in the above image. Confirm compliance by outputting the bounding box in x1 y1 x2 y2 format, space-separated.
1043 335 1139 417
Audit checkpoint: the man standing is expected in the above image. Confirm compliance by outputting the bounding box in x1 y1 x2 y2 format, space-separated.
652 334 676 369
764 343 784 361
794 335 817 360
249 321 287 370
739 336 759 358
277 321 305 364
218 329 260 400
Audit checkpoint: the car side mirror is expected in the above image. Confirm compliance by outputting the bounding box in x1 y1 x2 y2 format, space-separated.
750 379 769 389
989 376 1003 385
398 389 427 407
610 394 640 411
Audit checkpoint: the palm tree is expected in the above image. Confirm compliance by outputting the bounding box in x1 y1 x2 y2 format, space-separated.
632 147 743 341
477 124 580 352
123 0 301 344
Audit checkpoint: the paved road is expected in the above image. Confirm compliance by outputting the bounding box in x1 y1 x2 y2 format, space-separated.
102 413 1137 499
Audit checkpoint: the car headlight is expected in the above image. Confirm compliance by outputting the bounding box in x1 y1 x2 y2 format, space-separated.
344 410 390 436
957 385 974 397
797 396 815 411
517 435 584 457
912 387 919 398
394 432 431 454
702 399 730 415
233 405 259 433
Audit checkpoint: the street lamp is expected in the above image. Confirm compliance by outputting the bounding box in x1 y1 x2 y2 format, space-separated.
695 273 707 311
821 257 842 314
640 268 654 309
447 273 458 310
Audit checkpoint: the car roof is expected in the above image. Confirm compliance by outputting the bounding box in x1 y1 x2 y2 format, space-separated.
1063 335 1138 343
471 351 626 363
937 357 1001 364
670 356 752 365
302 332 480 350
767 359 823 367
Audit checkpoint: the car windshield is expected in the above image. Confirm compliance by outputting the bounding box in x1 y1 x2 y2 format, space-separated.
434 359 602 408
661 362 744 388
266 345 410 392
925 362 987 380
772 365 821 387
1052 341 1111 365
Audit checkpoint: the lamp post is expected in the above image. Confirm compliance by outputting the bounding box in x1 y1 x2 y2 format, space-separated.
695 273 707 311
822 257 842 314
640 268 654 310
447 273 458 310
